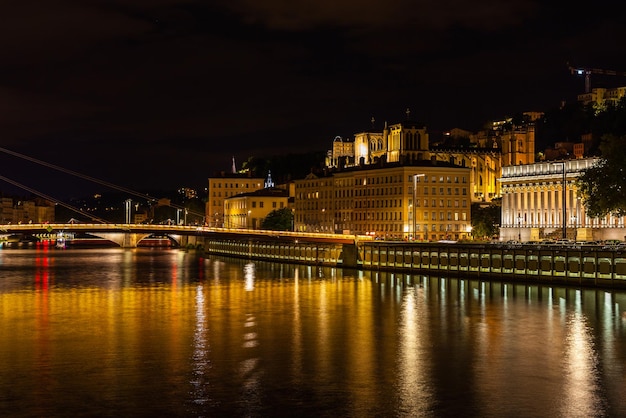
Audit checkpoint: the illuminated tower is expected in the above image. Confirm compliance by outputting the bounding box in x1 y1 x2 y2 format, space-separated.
501 124 535 167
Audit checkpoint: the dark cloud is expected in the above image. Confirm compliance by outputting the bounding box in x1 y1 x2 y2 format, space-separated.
1 1 626 197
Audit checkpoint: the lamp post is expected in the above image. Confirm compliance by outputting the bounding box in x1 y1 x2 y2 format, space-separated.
516 214 523 241
412 173 425 241
552 162 567 239
124 199 132 224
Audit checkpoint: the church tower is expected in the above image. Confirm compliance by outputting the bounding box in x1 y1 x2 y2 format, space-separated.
501 124 535 167
385 109 429 163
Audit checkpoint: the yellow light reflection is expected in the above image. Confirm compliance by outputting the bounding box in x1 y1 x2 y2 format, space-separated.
560 291 605 417
397 286 433 414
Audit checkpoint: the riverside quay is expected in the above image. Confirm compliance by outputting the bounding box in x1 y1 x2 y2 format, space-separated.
204 237 626 289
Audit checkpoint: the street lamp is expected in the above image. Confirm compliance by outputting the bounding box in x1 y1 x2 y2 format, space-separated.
552 162 567 239
124 199 132 224
412 173 425 241
516 214 523 241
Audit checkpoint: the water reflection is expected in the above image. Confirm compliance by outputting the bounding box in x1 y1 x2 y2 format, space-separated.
190 284 210 407
561 292 606 417
2 248 626 416
397 282 434 416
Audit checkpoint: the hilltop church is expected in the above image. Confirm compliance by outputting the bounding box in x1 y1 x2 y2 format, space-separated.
325 112 537 204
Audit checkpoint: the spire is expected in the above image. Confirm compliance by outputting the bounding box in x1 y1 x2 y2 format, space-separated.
264 170 274 188
232 156 236 173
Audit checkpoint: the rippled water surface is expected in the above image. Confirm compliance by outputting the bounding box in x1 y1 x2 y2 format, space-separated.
2 246 626 417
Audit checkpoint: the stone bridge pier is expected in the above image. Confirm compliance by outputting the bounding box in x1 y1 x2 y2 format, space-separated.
91 232 153 248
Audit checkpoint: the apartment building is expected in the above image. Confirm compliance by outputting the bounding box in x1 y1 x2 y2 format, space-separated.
223 187 290 229
206 173 264 227
295 162 472 241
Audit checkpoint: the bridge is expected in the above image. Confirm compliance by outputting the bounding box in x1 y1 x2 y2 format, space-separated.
0 223 366 248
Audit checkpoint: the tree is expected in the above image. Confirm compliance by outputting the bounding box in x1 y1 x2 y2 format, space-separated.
471 199 501 240
261 208 294 231
576 134 626 218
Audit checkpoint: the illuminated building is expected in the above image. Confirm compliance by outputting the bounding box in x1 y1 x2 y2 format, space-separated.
223 187 290 229
205 174 264 227
499 157 626 242
326 116 537 204
294 162 471 241
0 197 55 224
577 86 626 109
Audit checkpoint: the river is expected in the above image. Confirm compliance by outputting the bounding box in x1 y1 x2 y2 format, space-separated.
1 245 625 417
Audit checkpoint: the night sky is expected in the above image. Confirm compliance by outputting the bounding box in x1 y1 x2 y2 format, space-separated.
2 1 626 199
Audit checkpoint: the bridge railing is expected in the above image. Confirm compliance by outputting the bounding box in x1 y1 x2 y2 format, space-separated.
0 223 373 243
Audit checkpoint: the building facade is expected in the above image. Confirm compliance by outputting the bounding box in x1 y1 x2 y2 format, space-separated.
327 117 537 204
499 157 626 242
577 86 626 108
294 162 472 241
223 188 290 229
0 197 55 224
206 174 264 227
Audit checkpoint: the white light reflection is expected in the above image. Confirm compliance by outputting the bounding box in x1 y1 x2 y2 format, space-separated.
397 285 433 414
239 313 261 415
244 263 255 291
560 290 606 417
189 285 210 406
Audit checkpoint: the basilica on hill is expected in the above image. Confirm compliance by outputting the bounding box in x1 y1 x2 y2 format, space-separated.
325 113 536 205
